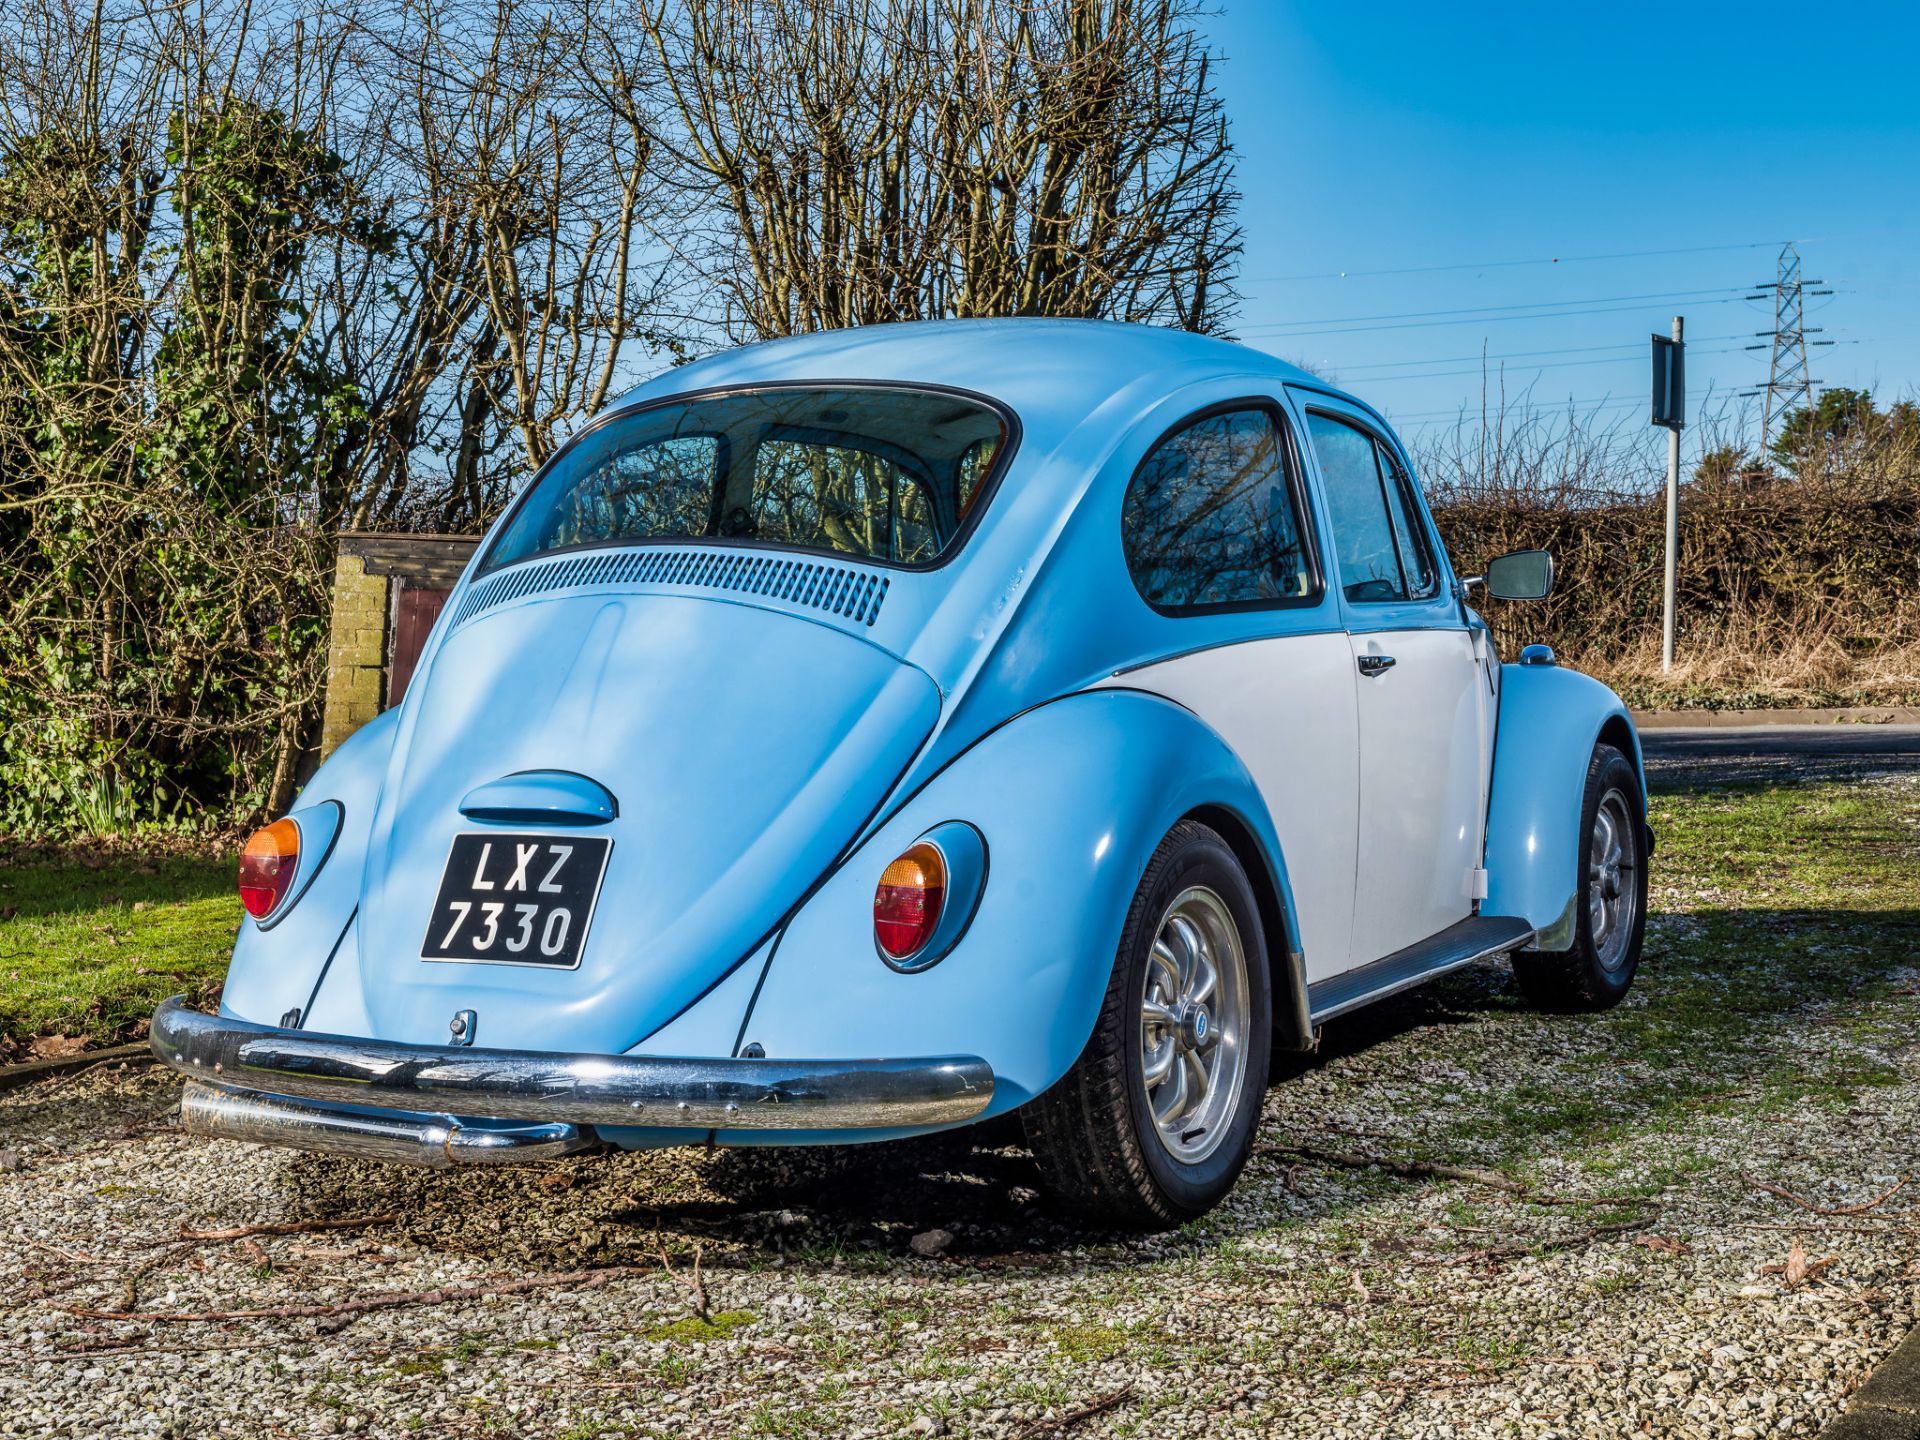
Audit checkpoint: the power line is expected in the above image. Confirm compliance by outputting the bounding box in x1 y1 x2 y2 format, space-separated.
1383 392 1732 424
1241 292 1762 340
1242 239 1788 284
1349 343 1757 386
1334 334 1749 374
1387 396 1647 423
1239 286 1750 334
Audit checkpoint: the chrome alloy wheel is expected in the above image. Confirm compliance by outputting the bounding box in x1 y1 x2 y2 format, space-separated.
1589 787 1641 972
1138 886 1251 1164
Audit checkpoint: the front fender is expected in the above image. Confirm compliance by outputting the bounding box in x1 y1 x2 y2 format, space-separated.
220 710 399 1025
1483 663 1644 950
728 688 1300 1138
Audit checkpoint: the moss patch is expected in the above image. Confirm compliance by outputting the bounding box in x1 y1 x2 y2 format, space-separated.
644 1310 757 1343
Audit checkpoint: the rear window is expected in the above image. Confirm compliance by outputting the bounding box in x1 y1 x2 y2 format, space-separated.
484 386 1011 572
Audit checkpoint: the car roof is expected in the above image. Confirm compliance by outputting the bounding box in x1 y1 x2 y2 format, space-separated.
611 319 1331 438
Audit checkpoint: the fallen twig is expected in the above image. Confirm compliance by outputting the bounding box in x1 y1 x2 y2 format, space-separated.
0 1042 154 1094
62 1262 652 1325
120 1247 184 1312
1741 1171 1908 1217
44 1337 278 1360
1261 1144 1595 1205
1732 1220 1920 1236
1429 1217 1656 1267
1015 1385 1135 1439
1262 1143 1529 1192
170 1214 397 1244
655 1231 710 1322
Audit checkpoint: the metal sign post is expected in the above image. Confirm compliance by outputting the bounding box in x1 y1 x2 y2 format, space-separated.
1651 317 1685 672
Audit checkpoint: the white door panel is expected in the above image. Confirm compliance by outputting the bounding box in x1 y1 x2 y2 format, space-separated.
1349 628 1486 962
1096 633 1359 982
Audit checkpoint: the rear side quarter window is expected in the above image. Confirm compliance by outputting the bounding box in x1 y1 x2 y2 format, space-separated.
1121 404 1316 614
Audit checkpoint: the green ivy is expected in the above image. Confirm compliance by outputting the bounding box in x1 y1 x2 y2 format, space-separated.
0 98 381 835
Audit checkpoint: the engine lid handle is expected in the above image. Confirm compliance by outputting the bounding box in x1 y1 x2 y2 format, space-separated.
459 770 619 825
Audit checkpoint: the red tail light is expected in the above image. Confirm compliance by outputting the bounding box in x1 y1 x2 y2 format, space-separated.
238 818 300 919
874 842 947 961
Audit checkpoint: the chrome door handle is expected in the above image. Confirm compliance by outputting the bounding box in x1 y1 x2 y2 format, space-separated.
1357 654 1397 677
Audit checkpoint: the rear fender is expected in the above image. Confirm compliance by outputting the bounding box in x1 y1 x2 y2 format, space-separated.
726 688 1304 1139
1483 664 1644 950
221 710 398 1025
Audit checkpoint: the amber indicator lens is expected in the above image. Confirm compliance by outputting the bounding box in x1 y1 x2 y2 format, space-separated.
238 818 300 919
873 842 947 960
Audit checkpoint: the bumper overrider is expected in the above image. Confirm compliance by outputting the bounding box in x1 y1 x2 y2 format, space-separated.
149 996 995 1168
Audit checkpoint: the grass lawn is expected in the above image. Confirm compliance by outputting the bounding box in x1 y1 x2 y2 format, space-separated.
0 845 238 1053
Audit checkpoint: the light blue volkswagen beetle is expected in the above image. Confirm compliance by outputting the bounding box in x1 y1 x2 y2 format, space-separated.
153 320 1649 1226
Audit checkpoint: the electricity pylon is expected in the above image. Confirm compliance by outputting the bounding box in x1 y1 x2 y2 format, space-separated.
1741 242 1833 455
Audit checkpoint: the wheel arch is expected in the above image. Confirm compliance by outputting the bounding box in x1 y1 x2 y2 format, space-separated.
1484 663 1644 951
1596 712 1647 800
1183 803 1314 1052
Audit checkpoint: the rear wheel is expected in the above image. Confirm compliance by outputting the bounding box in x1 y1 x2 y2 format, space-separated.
1512 743 1647 1012
1023 821 1271 1227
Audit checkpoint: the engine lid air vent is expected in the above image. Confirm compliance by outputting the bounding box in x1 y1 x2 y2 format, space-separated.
450 547 891 630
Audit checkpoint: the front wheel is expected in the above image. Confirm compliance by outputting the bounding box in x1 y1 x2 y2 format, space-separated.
1022 821 1272 1228
1512 742 1648 1011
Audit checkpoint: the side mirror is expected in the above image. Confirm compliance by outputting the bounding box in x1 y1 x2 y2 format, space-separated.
1481 549 1554 602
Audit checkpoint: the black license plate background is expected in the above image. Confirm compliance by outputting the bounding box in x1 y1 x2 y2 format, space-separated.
422 833 612 967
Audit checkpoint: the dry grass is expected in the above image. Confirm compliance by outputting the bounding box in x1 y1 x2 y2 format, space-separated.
1577 621 1920 713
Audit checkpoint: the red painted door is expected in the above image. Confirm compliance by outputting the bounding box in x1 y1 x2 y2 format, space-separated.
388 584 451 707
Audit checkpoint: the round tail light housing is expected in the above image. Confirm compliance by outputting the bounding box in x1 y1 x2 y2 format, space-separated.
238 818 300 919
873 841 947 963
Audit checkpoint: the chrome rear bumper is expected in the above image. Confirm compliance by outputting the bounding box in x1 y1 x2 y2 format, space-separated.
179 1080 600 1167
151 996 995 1166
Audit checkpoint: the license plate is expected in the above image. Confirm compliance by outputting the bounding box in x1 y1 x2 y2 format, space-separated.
422 833 613 968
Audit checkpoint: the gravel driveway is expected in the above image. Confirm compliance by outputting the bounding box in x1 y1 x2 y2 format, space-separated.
6 747 1919 1440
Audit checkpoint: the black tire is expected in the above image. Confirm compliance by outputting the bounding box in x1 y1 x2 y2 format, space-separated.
1511 743 1648 1012
1022 820 1272 1228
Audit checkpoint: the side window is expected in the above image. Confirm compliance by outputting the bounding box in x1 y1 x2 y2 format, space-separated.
1308 413 1407 603
1305 412 1441 604
1374 440 1439 598
1121 406 1313 612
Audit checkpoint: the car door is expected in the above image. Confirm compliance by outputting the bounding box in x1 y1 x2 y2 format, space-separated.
1097 398 1361 985
1298 399 1491 966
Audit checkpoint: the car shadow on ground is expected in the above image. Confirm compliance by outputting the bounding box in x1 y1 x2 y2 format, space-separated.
263 961 1532 1269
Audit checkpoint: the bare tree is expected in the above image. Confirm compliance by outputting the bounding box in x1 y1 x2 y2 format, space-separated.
645 0 1240 341
301 0 678 531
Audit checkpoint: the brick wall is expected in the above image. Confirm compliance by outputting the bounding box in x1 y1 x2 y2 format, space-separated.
317 534 480 760
318 551 391 758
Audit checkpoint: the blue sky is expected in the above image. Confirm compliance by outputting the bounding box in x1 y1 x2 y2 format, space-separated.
1202 2 1920 458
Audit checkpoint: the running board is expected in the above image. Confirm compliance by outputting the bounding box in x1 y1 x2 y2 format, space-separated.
1308 915 1534 1024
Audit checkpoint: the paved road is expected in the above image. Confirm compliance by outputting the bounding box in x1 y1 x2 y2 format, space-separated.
1640 723 1920 762
1639 723 1920 787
